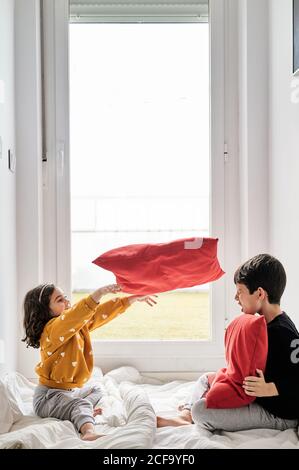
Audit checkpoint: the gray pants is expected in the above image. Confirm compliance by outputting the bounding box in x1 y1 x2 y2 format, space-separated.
192 399 298 432
182 374 210 410
33 384 102 433
190 374 298 432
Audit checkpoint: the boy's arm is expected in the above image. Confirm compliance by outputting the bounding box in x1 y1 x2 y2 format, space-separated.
267 331 299 399
243 330 299 398
243 370 279 397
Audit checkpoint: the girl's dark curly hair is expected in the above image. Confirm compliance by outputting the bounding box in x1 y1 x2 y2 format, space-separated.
22 284 55 348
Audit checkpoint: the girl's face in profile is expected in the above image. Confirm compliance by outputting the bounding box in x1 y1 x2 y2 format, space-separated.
49 287 71 317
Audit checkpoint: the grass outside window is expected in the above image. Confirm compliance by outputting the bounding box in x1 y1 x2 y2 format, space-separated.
72 291 210 340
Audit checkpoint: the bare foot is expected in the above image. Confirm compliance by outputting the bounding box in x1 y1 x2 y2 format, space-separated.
80 421 105 441
156 412 192 428
81 432 105 441
93 407 103 417
177 404 189 412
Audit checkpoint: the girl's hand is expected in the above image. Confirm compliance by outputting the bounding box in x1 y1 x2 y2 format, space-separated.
91 284 122 303
128 294 158 307
99 284 122 296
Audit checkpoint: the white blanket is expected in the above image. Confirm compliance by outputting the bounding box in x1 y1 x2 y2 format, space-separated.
147 381 299 449
0 367 298 449
0 367 156 449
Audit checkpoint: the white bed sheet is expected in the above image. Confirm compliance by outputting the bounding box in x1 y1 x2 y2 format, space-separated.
0 366 298 449
144 380 299 449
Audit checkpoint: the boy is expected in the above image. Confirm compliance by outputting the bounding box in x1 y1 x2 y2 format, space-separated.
157 254 299 431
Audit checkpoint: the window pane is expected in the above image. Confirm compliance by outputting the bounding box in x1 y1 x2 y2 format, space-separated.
69 23 210 340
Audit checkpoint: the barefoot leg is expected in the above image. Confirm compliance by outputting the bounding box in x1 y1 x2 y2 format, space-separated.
177 404 191 412
157 410 192 428
80 422 105 441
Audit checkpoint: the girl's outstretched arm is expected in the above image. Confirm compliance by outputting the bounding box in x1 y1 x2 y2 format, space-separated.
87 294 158 331
127 294 158 307
90 284 122 303
43 285 123 348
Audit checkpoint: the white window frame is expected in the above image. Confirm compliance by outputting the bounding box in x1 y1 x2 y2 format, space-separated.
42 0 227 373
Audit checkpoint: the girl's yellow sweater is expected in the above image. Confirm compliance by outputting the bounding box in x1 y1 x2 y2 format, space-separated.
36 295 130 389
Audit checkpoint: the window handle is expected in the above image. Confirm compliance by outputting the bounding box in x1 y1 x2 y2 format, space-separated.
57 142 65 177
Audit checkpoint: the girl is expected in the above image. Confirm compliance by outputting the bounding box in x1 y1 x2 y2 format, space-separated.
22 283 157 441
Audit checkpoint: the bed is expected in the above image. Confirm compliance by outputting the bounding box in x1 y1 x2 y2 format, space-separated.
0 366 298 449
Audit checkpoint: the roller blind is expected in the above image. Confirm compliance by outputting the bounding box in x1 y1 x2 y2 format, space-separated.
69 0 209 23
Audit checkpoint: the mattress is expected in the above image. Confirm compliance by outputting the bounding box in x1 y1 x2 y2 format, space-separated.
0 366 298 449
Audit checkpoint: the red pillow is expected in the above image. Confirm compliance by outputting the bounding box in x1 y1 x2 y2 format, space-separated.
205 314 268 409
92 237 224 295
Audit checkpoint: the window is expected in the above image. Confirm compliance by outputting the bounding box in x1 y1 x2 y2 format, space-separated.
69 22 210 341
42 0 226 372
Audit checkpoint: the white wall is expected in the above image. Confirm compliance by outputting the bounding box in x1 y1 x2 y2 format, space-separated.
223 0 242 322
269 0 299 326
0 0 18 374
10 0 299 377
238 0 299 327
15 0 43 378
238 0 270 260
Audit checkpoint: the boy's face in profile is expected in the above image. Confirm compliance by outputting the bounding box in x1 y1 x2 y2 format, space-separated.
235 283 262 315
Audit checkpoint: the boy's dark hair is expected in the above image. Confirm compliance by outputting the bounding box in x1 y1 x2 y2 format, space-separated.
22 284 55 348
234 254 286 304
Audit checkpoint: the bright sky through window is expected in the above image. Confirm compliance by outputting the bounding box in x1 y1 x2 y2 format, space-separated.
69 23 210 293
70 24 209 199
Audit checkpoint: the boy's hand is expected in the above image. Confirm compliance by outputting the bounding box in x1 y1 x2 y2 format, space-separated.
243 369 279 397
128 294 158 307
